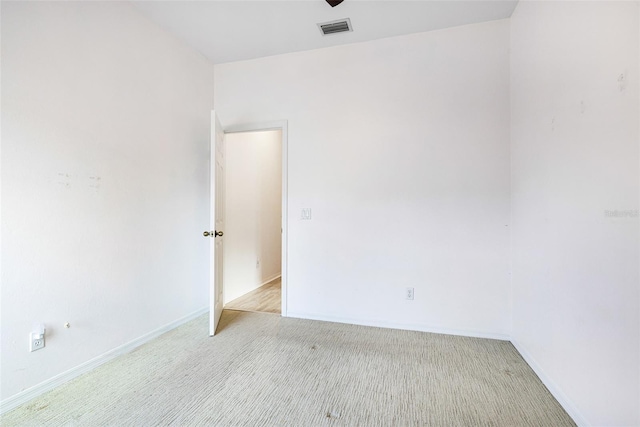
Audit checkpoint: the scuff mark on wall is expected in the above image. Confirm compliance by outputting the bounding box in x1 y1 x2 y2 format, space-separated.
617 72 627 91
57 173 72 189
55 173 102 193
89 176 101 193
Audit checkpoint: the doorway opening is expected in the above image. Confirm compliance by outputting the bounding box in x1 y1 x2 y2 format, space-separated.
222 125 286 316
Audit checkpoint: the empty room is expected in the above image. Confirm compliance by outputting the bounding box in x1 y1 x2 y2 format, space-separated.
1 1 638 426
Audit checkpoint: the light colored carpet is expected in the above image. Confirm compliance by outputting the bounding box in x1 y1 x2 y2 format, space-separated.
2 311 575 426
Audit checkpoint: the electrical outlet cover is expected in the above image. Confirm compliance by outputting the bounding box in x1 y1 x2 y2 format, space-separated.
406 287 414 300
30 332 45 352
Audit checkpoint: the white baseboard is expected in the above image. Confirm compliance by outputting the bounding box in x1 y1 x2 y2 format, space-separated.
0 306 209 415
224 274 282 305
261 273 281 287
285 311 511 341
511 339 587 426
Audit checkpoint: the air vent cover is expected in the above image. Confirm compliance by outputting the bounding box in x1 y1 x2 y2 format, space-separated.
318 18 353 36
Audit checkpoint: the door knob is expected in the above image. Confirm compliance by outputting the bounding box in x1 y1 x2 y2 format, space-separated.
215 231 224 237
203 231 212 237
203 231 224 237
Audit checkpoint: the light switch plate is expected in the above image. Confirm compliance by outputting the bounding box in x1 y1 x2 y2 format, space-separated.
301 208 312 220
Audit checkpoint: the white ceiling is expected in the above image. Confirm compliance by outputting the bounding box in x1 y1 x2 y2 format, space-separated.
132 0 518 64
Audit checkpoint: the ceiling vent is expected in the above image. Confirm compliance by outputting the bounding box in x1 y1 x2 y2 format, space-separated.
318 18 353 36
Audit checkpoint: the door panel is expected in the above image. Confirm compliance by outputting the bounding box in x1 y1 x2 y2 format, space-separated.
210 111 225 336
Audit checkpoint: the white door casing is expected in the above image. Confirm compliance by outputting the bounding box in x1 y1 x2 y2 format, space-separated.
209 111 225 336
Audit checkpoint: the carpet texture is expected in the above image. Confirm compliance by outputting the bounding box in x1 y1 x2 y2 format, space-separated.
2 311 576 426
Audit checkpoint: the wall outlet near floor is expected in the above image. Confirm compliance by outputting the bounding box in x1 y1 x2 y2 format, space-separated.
30 326 46 352
405 287 414 300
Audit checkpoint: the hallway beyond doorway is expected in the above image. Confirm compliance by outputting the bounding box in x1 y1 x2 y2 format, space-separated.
225 277 281 314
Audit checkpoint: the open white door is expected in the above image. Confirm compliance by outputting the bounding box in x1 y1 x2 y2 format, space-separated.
209 111 225 336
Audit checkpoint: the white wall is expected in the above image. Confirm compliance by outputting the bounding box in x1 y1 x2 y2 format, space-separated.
224 130 282 304
1 1 214 402
510 1 639 425
215 19 511 338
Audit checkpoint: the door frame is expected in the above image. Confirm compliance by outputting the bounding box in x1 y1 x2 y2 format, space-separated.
223 120 289 317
